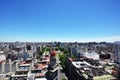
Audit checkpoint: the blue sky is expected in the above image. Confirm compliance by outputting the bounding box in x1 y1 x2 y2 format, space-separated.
0 0 120 42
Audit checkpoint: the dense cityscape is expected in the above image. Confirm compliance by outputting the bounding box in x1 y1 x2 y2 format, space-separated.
0 41 120 80
0 0 120 80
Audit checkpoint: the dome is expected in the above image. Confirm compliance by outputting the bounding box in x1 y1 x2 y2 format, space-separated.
50 50 56 56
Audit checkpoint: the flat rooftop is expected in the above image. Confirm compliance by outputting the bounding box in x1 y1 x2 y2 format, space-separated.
69 58 116 80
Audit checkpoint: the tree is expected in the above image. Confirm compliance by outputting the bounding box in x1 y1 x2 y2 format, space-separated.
55 47 59 51
37 51 43 59
59 54 66 69
46 47 50 51
59 47 64 51
63 48 69 54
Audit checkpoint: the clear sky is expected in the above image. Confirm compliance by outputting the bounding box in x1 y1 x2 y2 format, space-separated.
0 0 120 42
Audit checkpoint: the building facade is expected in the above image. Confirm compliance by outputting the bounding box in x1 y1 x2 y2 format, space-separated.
114 43 120 64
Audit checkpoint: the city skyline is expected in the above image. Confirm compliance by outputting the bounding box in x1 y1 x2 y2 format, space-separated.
0 0 120 42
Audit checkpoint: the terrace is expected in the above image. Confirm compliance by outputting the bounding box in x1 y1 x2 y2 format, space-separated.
18 64 30 71
11 58 31 80
27 54 50 80
11 70 28 80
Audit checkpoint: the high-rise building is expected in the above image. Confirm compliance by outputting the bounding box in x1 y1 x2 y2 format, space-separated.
114 43 120 64
27 45 31 51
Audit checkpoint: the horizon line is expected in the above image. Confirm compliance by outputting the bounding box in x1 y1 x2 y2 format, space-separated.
1 36 120 43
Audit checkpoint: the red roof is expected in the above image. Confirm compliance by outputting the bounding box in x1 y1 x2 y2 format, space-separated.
50 50 56 56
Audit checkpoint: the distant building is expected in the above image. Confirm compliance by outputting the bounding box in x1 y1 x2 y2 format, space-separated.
70 46 85 58
37 45 42 52
84 51 100 60
27 45 31 51
22 52 29 61
114 43 120 64
0 51 6 63
70 46 81 57
70 47 77 57
31 45 37 52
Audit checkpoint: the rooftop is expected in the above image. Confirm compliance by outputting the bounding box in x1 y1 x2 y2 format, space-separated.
69 58 116 80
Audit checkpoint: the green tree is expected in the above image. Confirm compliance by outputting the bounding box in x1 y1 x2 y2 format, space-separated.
46 47 50 51
63 48 69 54
36 51 42 59
59 47 64 51
42 47 46 52
71 55 77 59
55 47 59 51
59 54 66 69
